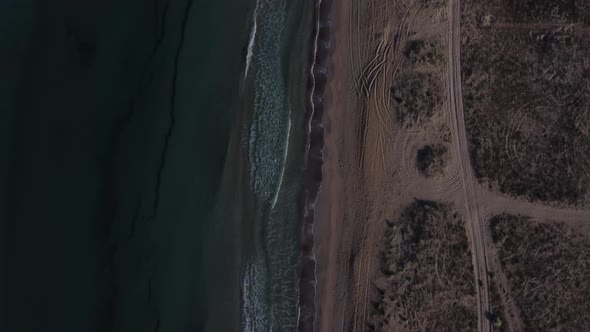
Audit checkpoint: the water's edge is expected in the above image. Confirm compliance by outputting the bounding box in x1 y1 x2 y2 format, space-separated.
297 0 332 330
241 0 316 330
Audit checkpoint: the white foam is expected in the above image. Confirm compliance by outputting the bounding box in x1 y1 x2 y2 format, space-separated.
271 113 291 210
246 0 290 208
244 0 260 80
241 256 269 332
242 0 307 329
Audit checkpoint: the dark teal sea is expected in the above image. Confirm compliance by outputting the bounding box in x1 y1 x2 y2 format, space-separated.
0 0 311 331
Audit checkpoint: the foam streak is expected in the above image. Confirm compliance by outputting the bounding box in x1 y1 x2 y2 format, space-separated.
244 0 259 80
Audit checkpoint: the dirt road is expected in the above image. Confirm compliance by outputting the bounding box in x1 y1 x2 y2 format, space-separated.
446 0 493 330
445 1 590 330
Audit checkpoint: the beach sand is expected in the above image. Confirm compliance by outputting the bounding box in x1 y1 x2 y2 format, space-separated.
313 1 359 330
313 0 480 330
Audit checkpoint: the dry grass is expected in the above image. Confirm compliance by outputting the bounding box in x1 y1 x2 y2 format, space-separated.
391 38 446 128
368 200 477 331
490 214 590 331
461 0 590 205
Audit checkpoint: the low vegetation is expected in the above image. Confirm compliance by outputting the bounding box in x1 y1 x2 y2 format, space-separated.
461 0 590 205
368 200 477 331
490 214 590 331
416 144 449 177
390 38 446 128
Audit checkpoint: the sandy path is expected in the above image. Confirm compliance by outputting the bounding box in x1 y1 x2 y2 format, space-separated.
479 189 590 226
446 0 493 330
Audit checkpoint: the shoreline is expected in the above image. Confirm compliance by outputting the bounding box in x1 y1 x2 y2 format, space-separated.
239 0 317 329
297 0 333 330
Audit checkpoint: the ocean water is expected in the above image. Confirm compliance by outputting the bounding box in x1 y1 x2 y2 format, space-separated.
241 0 313 330
1 0 262 331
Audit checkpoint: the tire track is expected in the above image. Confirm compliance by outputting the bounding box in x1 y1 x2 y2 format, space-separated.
355 3 429 330
479 188 590 229
397 129 463 201
447 0 493 330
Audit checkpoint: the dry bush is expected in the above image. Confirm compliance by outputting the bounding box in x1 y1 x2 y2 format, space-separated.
490 214 590 331
489 279 508 332
390 38 446 129
466 0 590 24
368 200 477 331
416 144 449 177
392 71 445 128
461 0 590 205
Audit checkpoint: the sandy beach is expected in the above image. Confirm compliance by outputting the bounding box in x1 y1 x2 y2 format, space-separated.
314 0 479 330
314 0 368 330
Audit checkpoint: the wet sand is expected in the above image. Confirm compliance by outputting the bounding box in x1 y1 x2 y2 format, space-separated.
312 0 359 330
296 0 345 330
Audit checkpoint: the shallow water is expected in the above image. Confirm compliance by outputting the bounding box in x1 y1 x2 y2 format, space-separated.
240 0 313 330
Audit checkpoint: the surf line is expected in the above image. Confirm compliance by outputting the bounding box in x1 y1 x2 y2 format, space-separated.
244 0 260 80
271 114 291 210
